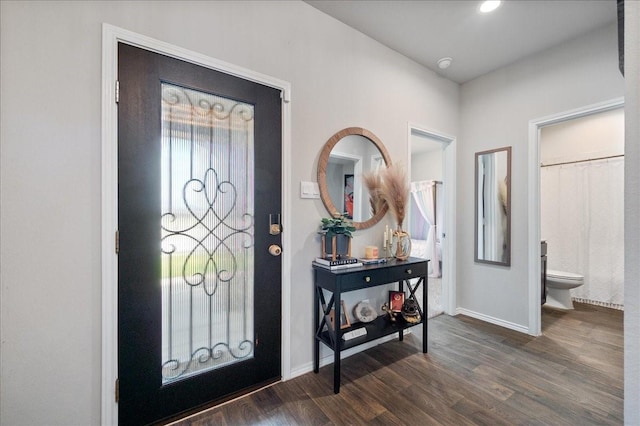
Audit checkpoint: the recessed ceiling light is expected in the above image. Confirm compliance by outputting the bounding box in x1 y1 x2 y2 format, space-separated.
437 57 453 69
479 0 502 13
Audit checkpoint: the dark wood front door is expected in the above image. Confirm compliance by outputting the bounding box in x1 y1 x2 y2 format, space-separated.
117 43 282 425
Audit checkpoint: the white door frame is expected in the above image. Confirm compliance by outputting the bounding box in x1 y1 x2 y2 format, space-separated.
101 24 292 425
527 97 624 336
407 123 457 315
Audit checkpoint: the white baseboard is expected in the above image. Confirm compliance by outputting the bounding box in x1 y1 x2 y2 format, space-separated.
455 308 530 335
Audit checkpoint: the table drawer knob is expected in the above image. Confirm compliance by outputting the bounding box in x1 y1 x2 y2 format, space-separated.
364 276 371 282
406 269 412 274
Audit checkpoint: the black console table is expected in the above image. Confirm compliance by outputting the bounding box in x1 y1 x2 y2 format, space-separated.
312 257 428 393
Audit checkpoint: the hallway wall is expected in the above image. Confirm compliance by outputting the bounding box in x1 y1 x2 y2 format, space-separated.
0 1 458 424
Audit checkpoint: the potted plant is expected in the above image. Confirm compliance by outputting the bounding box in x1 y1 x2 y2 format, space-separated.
319 215 356 260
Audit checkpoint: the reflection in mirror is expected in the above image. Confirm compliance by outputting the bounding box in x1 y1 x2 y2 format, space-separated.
327 136 385 222
318 128 391 230
475 146 511 266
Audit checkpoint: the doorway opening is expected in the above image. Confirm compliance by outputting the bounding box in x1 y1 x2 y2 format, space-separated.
527 98 624 335
408 124 456 316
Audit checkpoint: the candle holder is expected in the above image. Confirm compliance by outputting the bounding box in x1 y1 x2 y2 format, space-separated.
383 225 394 259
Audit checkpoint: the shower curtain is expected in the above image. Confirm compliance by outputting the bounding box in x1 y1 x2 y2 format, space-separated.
410 180 441 277
541 157 624 309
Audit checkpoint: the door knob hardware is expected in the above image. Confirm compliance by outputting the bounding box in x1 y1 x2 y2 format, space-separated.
268 244 282 256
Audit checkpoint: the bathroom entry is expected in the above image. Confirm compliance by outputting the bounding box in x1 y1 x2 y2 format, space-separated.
410 129 447 318
540 107 624 311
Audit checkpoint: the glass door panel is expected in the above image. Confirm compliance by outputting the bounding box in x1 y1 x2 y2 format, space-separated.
160 83 255 383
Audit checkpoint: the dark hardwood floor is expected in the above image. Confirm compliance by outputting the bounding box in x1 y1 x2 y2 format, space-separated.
173 303 623 425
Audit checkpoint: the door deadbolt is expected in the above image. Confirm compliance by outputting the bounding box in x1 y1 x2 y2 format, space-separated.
268 244 282 256
270 224 282 235
269 214 282 235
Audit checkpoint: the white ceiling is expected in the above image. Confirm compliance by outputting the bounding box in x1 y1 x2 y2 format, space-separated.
305 0 617 84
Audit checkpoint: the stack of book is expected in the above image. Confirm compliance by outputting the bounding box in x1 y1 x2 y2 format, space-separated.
312 256 363 270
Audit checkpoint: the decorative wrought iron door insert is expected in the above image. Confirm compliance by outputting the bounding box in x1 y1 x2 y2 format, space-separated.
160 83 255 383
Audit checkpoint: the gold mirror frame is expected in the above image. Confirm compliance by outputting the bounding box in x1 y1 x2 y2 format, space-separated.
317 127 392 230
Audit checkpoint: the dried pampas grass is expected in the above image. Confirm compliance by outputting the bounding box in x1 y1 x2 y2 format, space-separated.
363 171 386 215
379 163 410 229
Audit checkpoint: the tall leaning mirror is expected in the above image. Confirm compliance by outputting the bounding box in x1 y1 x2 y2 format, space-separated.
317 127 392 230
475 146 511 266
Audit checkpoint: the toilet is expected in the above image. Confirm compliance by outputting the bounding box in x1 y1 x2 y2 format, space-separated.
545 269 584 310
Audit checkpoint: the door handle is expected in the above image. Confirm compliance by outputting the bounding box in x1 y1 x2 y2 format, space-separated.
268 244 282 256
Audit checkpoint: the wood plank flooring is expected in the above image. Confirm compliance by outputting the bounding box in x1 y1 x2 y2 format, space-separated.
173 303 623 425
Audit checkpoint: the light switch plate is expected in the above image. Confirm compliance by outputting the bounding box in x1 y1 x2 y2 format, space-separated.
300 181 320 199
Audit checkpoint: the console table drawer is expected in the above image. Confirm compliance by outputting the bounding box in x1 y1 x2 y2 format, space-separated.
340 269 393 289
314 259 428 292
382 262 427 280
338 263 426 291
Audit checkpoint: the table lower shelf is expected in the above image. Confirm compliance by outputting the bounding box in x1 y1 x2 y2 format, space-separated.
316 315 423 351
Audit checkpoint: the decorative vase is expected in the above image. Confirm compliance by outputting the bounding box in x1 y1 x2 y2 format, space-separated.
390 229 412 261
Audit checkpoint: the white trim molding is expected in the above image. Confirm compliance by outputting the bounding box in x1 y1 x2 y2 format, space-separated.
527 97 624 337
101 23 292 425
456 308 530 335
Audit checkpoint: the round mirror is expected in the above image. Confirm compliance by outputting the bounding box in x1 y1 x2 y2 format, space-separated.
317 127 392 230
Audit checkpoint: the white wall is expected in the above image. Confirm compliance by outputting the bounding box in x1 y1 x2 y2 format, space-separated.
411 134 446 182
540 107 624 164
0 1 459 424
458 23 624 327
624 0 640 423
